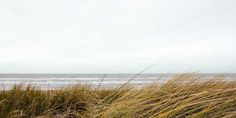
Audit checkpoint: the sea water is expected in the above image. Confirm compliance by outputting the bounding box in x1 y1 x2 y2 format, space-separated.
0 74 235 90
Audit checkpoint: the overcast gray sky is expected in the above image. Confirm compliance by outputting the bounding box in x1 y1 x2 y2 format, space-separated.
0 0 235 73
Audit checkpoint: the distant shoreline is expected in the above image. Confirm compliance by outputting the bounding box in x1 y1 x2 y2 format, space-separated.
0 73 235 78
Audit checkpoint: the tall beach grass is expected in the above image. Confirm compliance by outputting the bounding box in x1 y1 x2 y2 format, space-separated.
0 74 236 118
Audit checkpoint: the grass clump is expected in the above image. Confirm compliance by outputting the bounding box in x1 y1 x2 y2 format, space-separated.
0 74 236 118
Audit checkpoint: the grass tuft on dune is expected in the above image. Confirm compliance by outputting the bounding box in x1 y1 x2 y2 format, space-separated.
0 74 236 118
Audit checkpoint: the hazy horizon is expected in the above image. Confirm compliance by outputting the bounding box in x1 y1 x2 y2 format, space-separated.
0 0 236 73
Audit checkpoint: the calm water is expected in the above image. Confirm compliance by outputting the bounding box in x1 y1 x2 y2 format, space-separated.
0 74 235 89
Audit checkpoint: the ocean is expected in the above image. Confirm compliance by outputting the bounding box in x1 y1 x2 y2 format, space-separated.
0 74 235 90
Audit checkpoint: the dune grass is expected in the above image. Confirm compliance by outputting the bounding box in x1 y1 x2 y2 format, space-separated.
0 74 236 118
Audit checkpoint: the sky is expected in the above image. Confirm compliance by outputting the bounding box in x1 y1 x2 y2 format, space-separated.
0 0 235 73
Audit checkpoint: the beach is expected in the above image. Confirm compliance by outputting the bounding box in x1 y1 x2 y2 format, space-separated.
0 74 235 89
